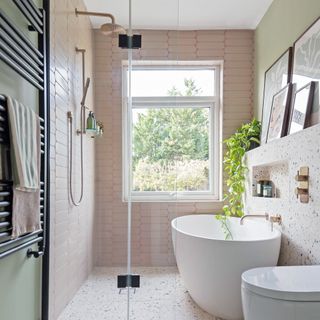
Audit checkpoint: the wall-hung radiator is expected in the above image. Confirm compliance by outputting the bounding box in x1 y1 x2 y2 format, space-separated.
0 94 46 256
0 0 50 318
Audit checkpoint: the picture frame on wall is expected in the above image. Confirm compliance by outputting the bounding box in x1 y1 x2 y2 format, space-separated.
292 17 320 127
261 47 293 145
288 82 315 135
266 83 292 143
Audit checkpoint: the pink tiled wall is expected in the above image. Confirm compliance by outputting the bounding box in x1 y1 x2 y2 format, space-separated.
49 0 95 319
93 30 254 267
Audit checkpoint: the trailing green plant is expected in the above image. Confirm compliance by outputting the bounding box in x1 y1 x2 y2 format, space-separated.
222 118 261 217
216 119 261 239
215 214 233 240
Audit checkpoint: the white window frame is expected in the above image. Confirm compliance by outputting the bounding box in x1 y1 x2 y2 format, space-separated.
122 61 223 202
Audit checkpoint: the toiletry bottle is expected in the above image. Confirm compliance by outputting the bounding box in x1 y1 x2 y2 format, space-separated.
87 111 93 130
257 180 263 197
263 181 273 198
92 112 97 130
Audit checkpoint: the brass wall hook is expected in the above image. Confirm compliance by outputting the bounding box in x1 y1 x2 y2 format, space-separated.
295 166 309 203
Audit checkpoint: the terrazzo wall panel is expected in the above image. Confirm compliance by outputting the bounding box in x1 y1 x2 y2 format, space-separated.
244 124 320 265
93 29 254 267
49 0 95 318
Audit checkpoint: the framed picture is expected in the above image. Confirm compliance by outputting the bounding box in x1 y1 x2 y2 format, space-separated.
266 84 292 143
288 82 315 135
292 17 320 127
261 48 293 144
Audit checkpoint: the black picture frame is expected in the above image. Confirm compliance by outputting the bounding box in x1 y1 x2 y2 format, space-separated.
261 47 293 144
266 83 293 143
292 16 320 127
288 82 315 135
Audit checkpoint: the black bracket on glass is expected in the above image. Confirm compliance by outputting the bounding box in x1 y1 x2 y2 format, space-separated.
117 274 140 292
118 35 142 49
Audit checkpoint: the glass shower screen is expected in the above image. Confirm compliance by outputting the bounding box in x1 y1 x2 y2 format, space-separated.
123 0 216 318
124 0 181 318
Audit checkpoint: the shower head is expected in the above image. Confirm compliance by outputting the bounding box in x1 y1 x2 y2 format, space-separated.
75 8 126 36
100 23 126 36
81 77 90 106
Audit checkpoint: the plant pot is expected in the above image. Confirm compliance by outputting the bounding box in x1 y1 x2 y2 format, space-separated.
249 140 260 150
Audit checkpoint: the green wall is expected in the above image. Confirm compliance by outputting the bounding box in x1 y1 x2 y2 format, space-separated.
0 244 42 320
254 0 320 119
0 0 42 319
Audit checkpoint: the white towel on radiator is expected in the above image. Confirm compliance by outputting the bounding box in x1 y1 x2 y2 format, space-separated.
7 96 41 238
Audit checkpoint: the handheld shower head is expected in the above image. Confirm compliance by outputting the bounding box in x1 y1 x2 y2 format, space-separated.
81 77 90 106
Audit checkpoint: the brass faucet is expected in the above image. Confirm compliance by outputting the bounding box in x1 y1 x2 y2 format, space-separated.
240 213 269 225
240 213 282 231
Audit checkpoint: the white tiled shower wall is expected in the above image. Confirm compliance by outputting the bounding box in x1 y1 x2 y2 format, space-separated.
93 29 254 267
49 0 95 319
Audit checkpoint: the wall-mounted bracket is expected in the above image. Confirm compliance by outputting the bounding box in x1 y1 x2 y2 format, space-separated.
27 248 44 258
295 166 309 203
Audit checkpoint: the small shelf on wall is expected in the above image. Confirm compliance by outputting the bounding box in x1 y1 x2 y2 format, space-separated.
252 194 280 200
251 161 289 200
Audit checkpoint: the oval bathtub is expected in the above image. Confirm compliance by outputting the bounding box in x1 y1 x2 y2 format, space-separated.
171 214 281 320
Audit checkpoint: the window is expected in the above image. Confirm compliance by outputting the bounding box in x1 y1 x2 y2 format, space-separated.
122 61 222 202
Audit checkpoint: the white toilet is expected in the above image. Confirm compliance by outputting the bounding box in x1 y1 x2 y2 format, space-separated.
241 265 320 320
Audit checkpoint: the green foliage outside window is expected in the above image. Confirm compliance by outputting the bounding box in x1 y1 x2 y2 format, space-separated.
132 79 210 192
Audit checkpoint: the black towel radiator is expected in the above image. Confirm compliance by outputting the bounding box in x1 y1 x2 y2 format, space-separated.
0 1 50 319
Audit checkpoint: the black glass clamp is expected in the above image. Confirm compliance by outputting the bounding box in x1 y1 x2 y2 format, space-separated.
117 274 140 289
118 35 142 49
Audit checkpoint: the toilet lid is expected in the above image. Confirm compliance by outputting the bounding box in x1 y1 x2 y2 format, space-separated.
242 265 320 302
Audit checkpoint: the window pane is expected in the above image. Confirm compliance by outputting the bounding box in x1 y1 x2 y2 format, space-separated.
131 69 215 97
132 107 210 192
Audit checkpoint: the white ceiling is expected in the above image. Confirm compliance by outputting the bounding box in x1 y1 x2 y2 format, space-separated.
83 0 274 30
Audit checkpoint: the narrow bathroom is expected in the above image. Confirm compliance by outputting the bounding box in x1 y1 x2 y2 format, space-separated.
0 0 320 320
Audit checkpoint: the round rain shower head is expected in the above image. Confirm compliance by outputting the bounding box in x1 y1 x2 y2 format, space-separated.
75 8 126 37
100 23 126 36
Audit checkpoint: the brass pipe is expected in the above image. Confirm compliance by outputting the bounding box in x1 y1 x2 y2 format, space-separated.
75 47 86 91
75 8 115 24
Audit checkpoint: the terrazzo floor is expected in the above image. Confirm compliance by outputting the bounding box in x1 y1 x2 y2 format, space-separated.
58 267 222 320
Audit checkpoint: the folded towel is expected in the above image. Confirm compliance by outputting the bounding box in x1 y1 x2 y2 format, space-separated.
7 96 41 238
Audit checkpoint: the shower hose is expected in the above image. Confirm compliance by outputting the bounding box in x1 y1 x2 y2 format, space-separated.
67 105 85 206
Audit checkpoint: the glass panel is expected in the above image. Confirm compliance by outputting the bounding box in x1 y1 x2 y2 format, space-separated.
131 68 215 97
129 0 180 319
132 107 210 192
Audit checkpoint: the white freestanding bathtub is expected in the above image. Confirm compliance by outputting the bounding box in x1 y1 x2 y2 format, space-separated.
171 214 281 320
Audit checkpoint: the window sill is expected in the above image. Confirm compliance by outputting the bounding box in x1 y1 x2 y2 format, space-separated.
122 197 223 203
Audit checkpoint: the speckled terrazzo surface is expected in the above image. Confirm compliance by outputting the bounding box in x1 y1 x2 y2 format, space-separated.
58 267 222 320
244 124 320 265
